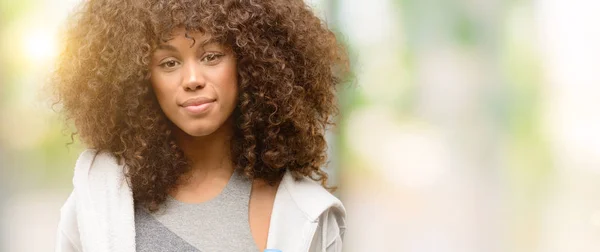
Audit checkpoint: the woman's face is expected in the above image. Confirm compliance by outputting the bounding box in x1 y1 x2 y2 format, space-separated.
150 28 238 137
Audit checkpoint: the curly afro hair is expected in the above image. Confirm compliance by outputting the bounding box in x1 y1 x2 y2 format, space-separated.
50 0 349 211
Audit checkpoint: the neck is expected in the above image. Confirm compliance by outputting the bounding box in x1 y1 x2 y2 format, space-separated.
172 117 235 185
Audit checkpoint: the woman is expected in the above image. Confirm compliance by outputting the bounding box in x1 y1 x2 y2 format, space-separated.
52 0 349 251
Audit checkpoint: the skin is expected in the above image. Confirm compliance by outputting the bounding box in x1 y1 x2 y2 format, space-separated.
149 27 278 251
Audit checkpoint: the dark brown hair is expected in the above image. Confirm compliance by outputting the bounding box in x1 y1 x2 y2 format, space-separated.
50 0 349 211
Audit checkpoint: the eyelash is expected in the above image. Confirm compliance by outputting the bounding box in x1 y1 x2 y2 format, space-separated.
159 60 179 68
201 53 224 63
158 53 224 69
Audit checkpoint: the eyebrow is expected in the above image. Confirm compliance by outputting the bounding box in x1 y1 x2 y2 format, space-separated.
156 44 178 52
155 37 219 52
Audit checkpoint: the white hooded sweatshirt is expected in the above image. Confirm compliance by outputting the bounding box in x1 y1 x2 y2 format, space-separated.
55 149 346 252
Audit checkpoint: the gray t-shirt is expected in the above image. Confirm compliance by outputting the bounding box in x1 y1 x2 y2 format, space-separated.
134 169 260 252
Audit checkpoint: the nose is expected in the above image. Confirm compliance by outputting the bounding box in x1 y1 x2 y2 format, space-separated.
182 61 205 91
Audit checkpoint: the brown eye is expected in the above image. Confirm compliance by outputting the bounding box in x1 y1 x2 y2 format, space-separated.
201 53 223 63
159 60 179 69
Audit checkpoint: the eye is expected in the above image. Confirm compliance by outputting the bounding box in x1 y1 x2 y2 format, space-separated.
201 53 224 63
159 60 180 69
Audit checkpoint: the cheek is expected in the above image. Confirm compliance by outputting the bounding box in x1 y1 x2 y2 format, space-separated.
150 81 164 102
223 75 239 109
224 64 239 100
226 72 238 96
209 63 238 106
150 76 176 108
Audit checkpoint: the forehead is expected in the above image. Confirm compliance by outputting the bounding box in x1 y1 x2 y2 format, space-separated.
161 27 212 45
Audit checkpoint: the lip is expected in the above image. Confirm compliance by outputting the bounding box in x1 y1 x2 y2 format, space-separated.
180 97 216 115
181 97 215 107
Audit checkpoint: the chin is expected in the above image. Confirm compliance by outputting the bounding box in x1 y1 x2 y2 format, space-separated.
170 113 234 138
180 125 219 137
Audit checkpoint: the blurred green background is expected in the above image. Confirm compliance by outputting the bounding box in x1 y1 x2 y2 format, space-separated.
2 0 600 251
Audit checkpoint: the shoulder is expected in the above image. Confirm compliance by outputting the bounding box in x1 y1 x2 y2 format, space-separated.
57 149 135 252
71 149 130 205
74 149 122 172
278 171 346 223
56 149 122 252
72 149 126 186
